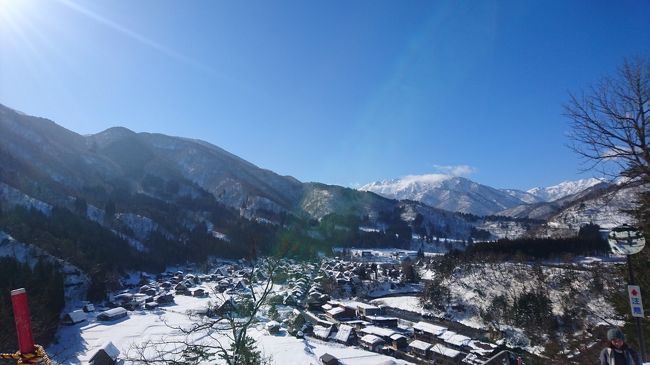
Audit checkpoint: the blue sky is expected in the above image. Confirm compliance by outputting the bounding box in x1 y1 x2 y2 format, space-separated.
1 1 649 190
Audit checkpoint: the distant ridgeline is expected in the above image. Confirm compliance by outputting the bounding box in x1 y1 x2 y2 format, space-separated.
0 257 64 354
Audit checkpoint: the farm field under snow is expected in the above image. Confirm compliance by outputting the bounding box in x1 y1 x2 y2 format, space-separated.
48 294 413 365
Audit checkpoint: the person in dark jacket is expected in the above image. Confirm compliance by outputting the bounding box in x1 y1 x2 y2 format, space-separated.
599 327 642 365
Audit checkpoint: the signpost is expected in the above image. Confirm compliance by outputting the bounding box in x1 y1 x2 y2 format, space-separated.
608 225 646 361
629 285 645 318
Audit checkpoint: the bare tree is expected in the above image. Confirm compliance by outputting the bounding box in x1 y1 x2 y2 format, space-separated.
127 259 278 365
565 57 650 183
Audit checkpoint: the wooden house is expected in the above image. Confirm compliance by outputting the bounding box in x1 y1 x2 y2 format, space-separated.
62 310 87 325
333 324 355 345
412 321 447 342
359 334 385 352
89 342 120 365
408 339 432 359
97 307 128 321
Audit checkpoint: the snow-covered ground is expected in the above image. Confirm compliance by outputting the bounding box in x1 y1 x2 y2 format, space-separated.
370 296 429 315
48 292 413 365
418 260 622 355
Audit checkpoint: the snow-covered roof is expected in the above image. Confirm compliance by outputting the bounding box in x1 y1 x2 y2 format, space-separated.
92 341 120 361
98 307 127 317
327 307 346 316
360 326 397 338
360 334 385 345
313 325 332 339
332 300 379 311
467 340 498 356
64 310 87 323
390 334 406 341
408 339 432 351
412 321 446 335
462 353 483 365
429 343 461 358
334 324 353 342
437 330 471 347
365 315 398 321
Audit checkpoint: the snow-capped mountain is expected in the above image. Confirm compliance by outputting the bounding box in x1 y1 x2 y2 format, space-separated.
359 174 525 216
500 189 543 204
527 178 607 202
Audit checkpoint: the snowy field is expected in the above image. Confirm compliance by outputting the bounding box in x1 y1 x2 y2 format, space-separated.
48 293 413 365
370 296 429 315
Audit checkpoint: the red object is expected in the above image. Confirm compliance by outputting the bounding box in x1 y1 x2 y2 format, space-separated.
632 289 639 296
11 288 35 354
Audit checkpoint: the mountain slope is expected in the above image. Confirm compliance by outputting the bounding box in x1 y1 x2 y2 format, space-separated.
526 178 606 202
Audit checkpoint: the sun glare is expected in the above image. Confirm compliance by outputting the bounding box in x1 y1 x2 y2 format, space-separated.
0 0 29 31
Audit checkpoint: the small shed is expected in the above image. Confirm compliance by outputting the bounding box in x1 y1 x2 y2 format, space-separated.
156 293 174 304
390 333 408 350
82 303 95 312
62 310 87 325
89 341 120 365
319 353 339 365
265 320 281 334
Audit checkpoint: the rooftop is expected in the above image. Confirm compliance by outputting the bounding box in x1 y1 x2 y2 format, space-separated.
408 339 432 351
412 321 446 335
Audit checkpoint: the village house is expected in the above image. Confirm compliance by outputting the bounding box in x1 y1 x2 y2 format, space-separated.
364 315 398 328
313 325 332 340
359 334 385 352
466 340 499 362
333 324 355 345
155 292 174 304
389 333 408 350
89 342 120 365
359 325 398 343
408 339 433 359
325 306 355 322
430 343 464 365
437 330 472 352
412 321 447 342
62 310 87 325
192 288 206 297
97 307 128 321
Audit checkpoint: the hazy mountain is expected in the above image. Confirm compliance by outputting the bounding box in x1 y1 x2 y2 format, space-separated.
359 174 526 216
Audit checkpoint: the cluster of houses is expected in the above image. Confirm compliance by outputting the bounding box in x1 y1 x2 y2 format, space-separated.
61 256 505 365
289 257 503 365
306 299 499 364
314 256 421 299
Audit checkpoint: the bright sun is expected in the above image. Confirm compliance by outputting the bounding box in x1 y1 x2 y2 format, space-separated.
0 0 35 28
